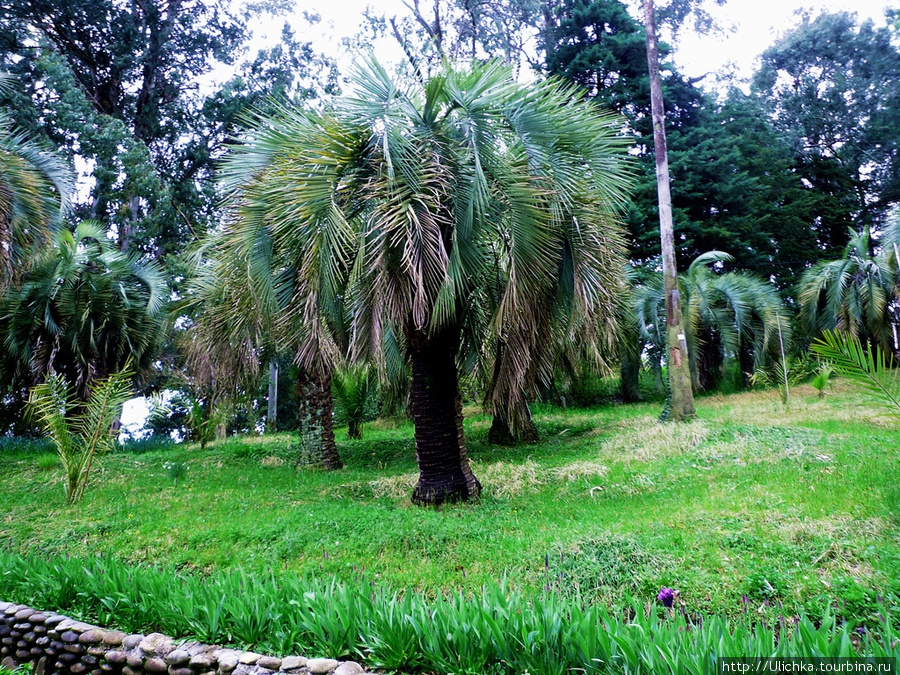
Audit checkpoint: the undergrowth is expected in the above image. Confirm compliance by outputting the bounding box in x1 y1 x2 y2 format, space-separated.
1 552 898 675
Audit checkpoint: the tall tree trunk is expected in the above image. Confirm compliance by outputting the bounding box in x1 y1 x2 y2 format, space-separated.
296 368 342 470
267 360 278 433
620 353 643 403
488 404 539 445
738 342 756 389
696 328 723 392
620 325 643 403
408 327 481 505
642 0 696 421
486 339 539 445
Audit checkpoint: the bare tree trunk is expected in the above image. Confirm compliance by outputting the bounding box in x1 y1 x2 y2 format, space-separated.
408 327 481 505
267 360 278 433
642 0 696 421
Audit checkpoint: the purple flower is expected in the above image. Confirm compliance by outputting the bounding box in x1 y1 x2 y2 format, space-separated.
657 588 676 608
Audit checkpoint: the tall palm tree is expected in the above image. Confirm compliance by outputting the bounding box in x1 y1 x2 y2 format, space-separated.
635 252 786 392
0 74 73 290
798 227 894 355
220 57 632 505
3 221 167 398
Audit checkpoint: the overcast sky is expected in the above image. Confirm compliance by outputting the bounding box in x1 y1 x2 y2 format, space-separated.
254 0 896 87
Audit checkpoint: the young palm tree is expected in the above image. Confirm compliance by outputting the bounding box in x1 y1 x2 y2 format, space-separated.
798 227 894 355
3 221 166 398
635 252 786 392
221 57 632 504
0 75 73 290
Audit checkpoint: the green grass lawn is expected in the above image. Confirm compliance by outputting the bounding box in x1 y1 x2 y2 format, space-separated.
2 383 899 622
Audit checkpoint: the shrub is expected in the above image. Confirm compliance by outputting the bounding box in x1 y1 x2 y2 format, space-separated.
26 369 133 504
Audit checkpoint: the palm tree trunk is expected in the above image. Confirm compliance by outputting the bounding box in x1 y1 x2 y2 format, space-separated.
486 339 539 445
739 342 755 389
696 328 723 391
408 327 481 505
296 368 342 470
267 360 278 433
642 0 696 421
488 403 539 445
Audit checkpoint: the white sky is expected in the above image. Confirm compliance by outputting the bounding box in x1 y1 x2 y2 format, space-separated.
258 0 896 86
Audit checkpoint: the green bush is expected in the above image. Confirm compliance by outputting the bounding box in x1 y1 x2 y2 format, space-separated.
0 551 898 675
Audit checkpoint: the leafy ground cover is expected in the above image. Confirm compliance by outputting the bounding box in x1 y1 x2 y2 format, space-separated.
2 552 898 675
1 383 899 625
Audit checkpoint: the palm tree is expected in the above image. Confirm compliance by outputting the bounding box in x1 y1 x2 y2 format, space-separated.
798 227 894 356
0 75 73 290
3 221 167 398
220 57 632 505
635 252 786 392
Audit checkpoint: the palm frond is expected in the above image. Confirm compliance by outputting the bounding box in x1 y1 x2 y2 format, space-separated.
810 329 900 419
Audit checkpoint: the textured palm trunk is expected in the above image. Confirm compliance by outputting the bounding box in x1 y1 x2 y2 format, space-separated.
486 339 539 445
643 0 696 421
296 368 342 470
738 342 756 389
488 404 539 445
409 327 481 505
696 328 723 392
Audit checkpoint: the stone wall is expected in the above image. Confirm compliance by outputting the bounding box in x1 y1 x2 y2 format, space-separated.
0 603 371 675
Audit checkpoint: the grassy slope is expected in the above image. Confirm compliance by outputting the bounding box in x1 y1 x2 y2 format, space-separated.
1 383 899 620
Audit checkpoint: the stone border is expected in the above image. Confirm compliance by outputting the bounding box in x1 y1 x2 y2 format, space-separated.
0 603 371 675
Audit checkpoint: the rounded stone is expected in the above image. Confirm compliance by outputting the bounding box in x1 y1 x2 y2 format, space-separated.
29 614 48 624
145 657 168 673
64 644 86 655
122 635 143 650
237 653 259 666
256 658 281 671
168 668 192 675
103 631 126 647
122 667 138 675
14 609 34 621
165 650 190 666
126 653 144 668
44 616 66 628
88 646 107 657
3 607 20 616
105 651 126 665
189 653 215 669
333 664 364 675
140 634 171 655
216 653 238 673
61 631 80 644
279 657 306 672
80 630 106 645
306 659 339 675
70 664 88 675
82 655 99 667
36 637 51 647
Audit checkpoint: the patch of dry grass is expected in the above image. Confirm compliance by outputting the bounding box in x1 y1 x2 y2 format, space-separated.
595 418 707 461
